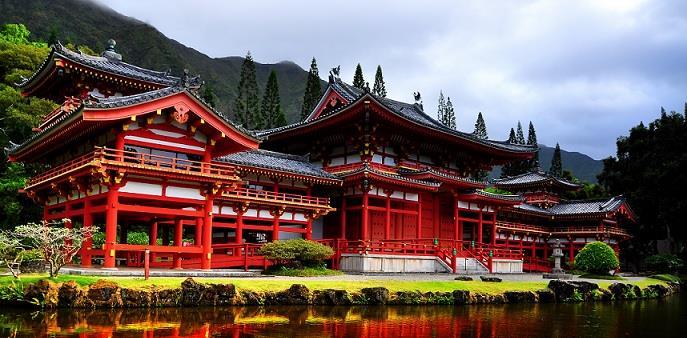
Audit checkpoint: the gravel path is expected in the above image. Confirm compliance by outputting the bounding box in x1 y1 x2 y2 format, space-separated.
259 273 649 283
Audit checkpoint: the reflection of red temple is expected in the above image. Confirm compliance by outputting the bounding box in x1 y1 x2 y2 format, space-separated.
11 41 634 273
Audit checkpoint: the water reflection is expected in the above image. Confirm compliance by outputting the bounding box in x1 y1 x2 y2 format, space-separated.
0 295 683 337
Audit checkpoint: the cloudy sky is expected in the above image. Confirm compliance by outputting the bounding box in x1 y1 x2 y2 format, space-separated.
96 0 687 159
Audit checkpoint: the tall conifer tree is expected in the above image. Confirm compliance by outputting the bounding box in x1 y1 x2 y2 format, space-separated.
501 127 521 178
201 84 216 108
515 121 526 144
473 112 487 139
234 51 260 129
261 70 286 129
549 143 563 178
508 128 516 143
372 65 387 97
301 57 322 120
527 121 539 170
353 63 365 89
437 91 446 126
445 97 456 129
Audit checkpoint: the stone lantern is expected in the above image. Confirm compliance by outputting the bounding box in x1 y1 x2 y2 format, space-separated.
543 239 572 279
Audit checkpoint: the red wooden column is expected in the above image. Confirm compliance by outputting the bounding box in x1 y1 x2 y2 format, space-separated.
544 240 549 259
80 199 93 267
340 195 347 239
416 194 422 239
384 192 391 240
150 221 158 245
531 236 537 258
194 218 202 246
477 207 483 243
234 205 245 244
568 240 575 265
173 219 183 269
273 183 281 241
305 187 313 240
491 210 497 246
453 195 460 242
201 196 214 270
361 189 369 241
103 185 120 269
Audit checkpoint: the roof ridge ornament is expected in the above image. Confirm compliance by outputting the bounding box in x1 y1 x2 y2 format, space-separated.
328 65 341 83
101 39 122 62
413 91 423 111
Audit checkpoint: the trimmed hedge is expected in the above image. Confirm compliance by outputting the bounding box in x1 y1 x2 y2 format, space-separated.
574 242 619 275
645 254 684 273
258 239 333 267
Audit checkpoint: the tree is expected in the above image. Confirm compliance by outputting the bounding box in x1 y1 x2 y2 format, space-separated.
507 128 516 143
598 107 687 260
473 112 487 139
352 63 365 89
437 91 447 126
300 57 322 120
261 70 287 129
549 143 563 178
14 220 93 277
0 231 22 278
527 121 539 170
445 97 456 129
372 65 387 97
234 51 260 129
515 121 526 144
201 84 216 108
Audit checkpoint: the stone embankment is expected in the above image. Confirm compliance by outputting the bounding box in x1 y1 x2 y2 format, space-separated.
5 278 680 308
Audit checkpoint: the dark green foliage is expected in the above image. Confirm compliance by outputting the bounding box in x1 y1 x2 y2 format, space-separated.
549 143 563 178
527 121 539 170
258 239 334 267
473 112 487 139
234 51 260 129
126 232 149 246
91 231 104 249
261 70 286 128
0 24 55 230
372 65 386 97
563 182 607 200
265 265 342 277
599 107 687 259
515 121 526 144
437 91 455 128
574 242 619 275
501 125 530 178
200 84 216 108
352 63 365 89
300 57 322 119
645 254 684 273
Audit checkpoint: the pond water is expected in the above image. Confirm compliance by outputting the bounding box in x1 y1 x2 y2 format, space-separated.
0 294 684 337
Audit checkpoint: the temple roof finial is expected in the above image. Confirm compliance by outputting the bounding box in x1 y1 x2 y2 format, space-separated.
101 39 122 61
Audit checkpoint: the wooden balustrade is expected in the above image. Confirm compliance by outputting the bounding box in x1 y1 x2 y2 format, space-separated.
222 187 331 208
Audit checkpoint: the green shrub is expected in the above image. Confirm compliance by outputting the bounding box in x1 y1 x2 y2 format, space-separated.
574 242 619 275
648 274 681 283
258 239 334 267
645 254 684 273
265 265 343 277
17 249 43 261
91 232 105 249
126 231 149 245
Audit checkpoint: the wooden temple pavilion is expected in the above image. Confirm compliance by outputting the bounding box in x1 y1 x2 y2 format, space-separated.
9 41 634 273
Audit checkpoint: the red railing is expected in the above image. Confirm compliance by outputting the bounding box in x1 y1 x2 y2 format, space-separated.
317 238 523 273
222 187 330 208
27 147 238 188
496 221 630 237
100 147 236 177
496 221 549 233
523 256 551 273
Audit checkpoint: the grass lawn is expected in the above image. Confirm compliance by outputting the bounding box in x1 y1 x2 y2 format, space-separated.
0 274 667 295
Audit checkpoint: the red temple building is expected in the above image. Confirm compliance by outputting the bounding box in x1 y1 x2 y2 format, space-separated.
10 41 635 273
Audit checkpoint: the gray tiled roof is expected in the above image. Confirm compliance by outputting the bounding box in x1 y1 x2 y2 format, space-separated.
472 190 524 202
397 167 485 186
19 42 198 88
260 78 536 154
336 163 442 188
217 149 340 181
10 86 259 155
493 171 581 189
513 196 628 216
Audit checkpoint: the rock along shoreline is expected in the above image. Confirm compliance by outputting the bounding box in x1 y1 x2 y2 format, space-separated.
4 278 680 309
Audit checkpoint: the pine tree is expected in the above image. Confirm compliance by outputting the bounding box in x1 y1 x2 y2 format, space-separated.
260 70 286 129
515 121 526 144
300 57 322 120
445 97 456 129
549 143 563 178
527 121 539 170
201 84 216 108
507 128 516 143
353 63 365 89
437 91 446 126
234 51 260 129
372 65 387 97
473 112 487 139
